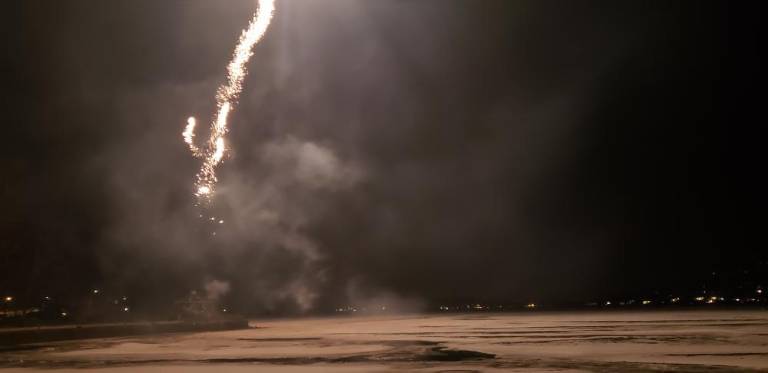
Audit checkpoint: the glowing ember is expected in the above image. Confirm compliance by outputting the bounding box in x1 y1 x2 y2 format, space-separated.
197 185 211 196
182 117 200 156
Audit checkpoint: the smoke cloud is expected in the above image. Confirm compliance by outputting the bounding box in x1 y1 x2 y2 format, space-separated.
204 279 230 301
9 0 734 314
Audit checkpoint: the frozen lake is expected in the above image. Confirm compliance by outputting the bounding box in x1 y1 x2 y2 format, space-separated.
2 310 767 372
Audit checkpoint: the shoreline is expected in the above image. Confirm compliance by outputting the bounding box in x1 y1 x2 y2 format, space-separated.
0 319 249 346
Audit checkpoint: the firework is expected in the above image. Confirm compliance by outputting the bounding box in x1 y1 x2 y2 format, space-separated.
184 0 275 202
182 117 200 156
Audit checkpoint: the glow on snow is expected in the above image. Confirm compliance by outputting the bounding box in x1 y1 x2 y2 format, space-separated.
183 0 275 202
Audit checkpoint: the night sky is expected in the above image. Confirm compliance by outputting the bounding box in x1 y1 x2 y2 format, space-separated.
4 1 760 314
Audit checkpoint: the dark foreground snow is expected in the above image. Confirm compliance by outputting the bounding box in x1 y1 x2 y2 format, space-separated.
2 310 767 372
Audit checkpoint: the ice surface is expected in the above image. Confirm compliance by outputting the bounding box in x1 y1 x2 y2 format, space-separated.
1 310 767 372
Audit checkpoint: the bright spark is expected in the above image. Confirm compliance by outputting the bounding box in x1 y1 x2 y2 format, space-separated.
183 0 275 203
182 117 200 156
212 137 225 163
197 185 211 197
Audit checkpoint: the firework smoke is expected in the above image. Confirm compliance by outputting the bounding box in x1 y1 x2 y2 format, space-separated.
184 0 275 202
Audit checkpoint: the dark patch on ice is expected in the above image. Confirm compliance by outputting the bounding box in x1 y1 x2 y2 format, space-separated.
0 344 49 352
202 346 493 363
415 347 495 362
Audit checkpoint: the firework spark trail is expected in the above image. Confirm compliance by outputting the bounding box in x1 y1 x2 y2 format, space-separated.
183 117 200 156
184 0 275 202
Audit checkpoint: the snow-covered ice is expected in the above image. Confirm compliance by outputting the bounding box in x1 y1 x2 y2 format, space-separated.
2 310 767 372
